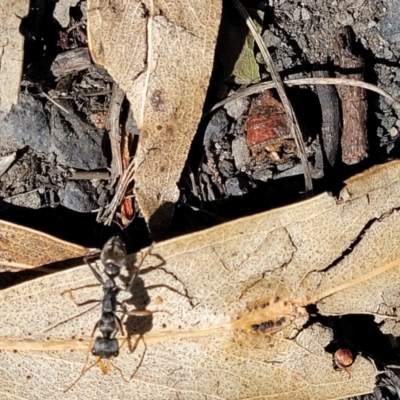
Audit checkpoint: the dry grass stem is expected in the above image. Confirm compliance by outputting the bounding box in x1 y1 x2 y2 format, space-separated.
207 77 400 115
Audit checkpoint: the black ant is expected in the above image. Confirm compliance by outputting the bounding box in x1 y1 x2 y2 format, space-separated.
64 236 153 392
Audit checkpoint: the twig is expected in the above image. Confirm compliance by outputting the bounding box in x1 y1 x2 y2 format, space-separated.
96 160 136 225
206 77 400 116
54 90 112 99
41 92 70 114
106 83 125 181
70 171 110 180
232 0 313 192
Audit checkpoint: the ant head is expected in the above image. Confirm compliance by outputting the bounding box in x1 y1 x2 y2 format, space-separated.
92 337 119 358
101 236 127 279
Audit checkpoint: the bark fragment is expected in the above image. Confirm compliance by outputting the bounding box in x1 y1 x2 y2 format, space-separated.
312 69 340 167
334 27 368 165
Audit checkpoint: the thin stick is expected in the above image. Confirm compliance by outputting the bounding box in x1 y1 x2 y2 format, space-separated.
232 0 313 192
97 158 136 224
206 77 400 116
70 171 110 180
41 92 70 114
106 83 125 180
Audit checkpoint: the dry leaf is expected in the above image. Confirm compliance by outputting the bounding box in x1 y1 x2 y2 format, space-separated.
0 0 29 115
232 9 262 85
0 220 87 272
5 161 400 398
87 1 222 229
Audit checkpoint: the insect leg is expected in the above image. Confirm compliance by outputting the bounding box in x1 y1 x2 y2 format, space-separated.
64 358 101 392
125 244 155 292
129 334 147 379
61 283 101 305
64 333 98 393
113 314 125 336
84 252 105 285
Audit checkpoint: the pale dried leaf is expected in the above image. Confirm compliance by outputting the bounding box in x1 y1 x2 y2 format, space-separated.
53 0 80 28
0 220 87 272
87 0 222 228
5 161 400 398
0 0 29 115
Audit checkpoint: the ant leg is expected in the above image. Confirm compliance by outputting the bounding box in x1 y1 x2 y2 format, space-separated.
84 253 105 285
119 301 154 317
70 298 100 307
83 251 101 266
61 284 101 305
145 283 190 298
62 287 101 307
125 244 155 292
113 314 125 336
61 254 104 305
43 303 99 333
64 358 101 392
64 325 98 393
139 250 166 275
129 335 148 379
121 305 172 317
123 309 153 317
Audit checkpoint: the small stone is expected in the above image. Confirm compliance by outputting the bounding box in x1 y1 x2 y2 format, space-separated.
218 160 235 178
4 191 41 209
252 169 273 182
389 127 398 137
301 7 311 21
262 31 282 48
381 116 397 130
380 0 400 42
336 12 354 26
224 96 250 120
293 7 301 21
4 94 108 170
232 136 251 171
203 110 230 149
225 176 248 196
59 181 96 213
